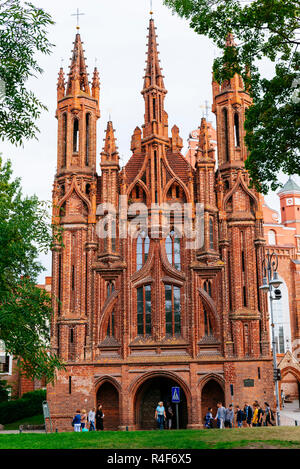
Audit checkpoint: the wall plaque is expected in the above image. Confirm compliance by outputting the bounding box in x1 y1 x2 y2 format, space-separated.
243 379 254 387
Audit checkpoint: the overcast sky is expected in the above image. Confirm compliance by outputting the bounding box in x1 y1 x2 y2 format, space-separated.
1 0 298 282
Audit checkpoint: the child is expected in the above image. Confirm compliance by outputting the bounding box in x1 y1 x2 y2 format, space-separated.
204 407 213 428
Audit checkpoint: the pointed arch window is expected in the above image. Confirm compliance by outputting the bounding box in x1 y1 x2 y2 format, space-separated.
165 285 181 336
73 118 79 153
85 113 90 166
137 285 152 336
136 232 150 271
204 308 213 336
165 230 181 270
223 108 229 162
106 309 115 337
204 280 212 297
234 113 240 147
209 218 214 250
106 281 115 298
62 113 67 167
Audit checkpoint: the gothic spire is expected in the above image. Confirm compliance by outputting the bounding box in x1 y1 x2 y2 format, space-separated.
66 32 90 96
141 18 168 138
101 121 119 163
143 18 166 91
196 118 215 161
57 67 65 100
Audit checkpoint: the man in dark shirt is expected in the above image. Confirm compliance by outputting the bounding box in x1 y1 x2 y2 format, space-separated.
244 402 253 427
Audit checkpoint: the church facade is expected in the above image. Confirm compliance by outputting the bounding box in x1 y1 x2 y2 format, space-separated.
47 19 275 430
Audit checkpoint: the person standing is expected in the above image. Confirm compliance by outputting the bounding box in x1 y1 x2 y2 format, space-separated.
224 404 234 428
257 403 264 427
236 405 244 428
88 407 96 431
81 409 87 430
96 404 104 431
264 402 275 426
155 401 166 430
72 409 81 432
214 402 226 429
281 389 285 408
166 402 173 430
204 408 213 429
252 403 259 427
244 402 253 427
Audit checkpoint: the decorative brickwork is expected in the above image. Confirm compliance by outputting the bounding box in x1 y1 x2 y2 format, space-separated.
48 21 274 431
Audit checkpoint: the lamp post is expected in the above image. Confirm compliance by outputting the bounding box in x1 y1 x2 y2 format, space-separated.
259 250 282 426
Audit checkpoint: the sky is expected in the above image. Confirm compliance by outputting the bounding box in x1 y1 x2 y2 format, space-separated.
1 0 299 282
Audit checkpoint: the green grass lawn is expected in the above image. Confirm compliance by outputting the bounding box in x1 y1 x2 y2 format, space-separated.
0 427 300 449
3 414 44 430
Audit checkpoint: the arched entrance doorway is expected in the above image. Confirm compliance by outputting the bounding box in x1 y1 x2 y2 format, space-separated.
96 381 120 430
201 379 225 426
134 376 188 430
281 371 300 405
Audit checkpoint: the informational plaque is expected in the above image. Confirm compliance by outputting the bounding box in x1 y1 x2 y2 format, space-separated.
243 379 254 387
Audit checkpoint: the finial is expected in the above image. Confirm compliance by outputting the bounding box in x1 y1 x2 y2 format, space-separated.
71 8 85 30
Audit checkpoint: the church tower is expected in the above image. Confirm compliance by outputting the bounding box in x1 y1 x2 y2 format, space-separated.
212 34 269 358
51 29 100 363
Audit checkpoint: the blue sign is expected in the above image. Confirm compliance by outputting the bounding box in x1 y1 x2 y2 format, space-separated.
171 386 180 403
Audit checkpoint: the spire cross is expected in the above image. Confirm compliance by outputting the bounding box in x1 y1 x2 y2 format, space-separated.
71 8 85 29
199 101 210 120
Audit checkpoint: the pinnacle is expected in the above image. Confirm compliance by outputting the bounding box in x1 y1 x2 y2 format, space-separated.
66 31 90 95
102 121 119 161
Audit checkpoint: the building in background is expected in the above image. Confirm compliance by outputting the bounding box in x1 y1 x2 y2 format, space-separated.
262 179 300 403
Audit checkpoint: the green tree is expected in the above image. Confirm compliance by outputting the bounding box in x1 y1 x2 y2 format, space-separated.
0 378 11 403
0 158 63 382
164 0 300 193
0 0 54 145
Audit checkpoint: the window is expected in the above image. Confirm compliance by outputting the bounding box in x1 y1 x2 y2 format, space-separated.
223 108 229 162
268 230 276 246
73 118 79 153
62 113 67 167
86 114 90 166
204 280 212 297
106 281 115 298
209 218 214 250
106 309 115 337
136 233 150 271
153 98 156 120
204 308 212 336
234 113 240 147
165 230 181 270
0 355 10 374
165 285 181 336
137 285 151 336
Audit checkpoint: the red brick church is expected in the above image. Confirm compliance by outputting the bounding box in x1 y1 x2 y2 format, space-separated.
47 18 275 430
